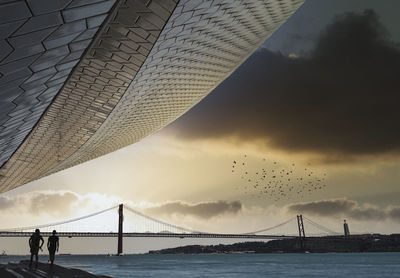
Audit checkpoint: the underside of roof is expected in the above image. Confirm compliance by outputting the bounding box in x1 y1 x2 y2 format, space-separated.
0 0 304 193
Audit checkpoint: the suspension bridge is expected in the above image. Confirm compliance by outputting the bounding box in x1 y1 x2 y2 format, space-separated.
0 204 342 254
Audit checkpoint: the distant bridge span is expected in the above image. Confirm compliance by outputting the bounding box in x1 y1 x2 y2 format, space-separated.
0 204 340 254
0 232 294 240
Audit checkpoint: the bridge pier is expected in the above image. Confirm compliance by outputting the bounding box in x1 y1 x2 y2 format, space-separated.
117 204 123 255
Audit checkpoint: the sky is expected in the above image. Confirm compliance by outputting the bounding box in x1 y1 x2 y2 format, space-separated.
1 0 400 254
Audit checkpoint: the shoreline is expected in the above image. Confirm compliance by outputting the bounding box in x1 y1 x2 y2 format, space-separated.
0 260 112 278
149 234 400 254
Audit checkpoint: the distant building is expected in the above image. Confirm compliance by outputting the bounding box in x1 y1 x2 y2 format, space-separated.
344 220 350 236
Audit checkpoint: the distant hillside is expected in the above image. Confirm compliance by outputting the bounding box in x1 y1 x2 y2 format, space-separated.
149 234 400 254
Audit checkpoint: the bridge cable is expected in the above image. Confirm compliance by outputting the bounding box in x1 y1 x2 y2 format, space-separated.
244 217 296 235
124 205 203 234
0 204 119 232
302 216 340 235
125 206 300 236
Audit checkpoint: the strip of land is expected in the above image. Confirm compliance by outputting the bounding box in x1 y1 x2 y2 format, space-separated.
149 234 400 254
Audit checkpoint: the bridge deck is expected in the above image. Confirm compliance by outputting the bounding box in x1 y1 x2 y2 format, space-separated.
0 232 294 239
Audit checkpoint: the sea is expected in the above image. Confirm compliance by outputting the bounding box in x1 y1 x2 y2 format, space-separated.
1 253 399 277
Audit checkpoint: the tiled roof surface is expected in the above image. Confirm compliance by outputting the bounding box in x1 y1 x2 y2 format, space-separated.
0 0 303 192
0 0 117 167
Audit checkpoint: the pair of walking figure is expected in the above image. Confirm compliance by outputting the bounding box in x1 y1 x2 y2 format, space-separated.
29 229 59 268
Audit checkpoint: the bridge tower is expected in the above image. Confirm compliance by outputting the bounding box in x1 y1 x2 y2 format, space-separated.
297 215 306 250
117 204 124 255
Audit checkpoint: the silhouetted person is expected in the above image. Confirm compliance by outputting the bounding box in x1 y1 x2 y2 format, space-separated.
29 229 44 268
47 230 59 265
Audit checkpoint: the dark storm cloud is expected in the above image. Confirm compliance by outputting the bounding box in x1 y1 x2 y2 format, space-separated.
287 198 400 221
168 10 400 157
0 191 80 216
145 200 242 219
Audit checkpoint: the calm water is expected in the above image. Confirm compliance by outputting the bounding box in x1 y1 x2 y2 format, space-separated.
1 253 399 277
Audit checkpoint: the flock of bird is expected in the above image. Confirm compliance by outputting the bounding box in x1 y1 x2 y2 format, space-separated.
231 155 328 201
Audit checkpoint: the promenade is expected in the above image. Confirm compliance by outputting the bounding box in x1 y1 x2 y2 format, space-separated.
0 260 111 278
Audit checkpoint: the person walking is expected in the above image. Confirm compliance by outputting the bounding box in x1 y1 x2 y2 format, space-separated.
47 230 59 265
29 229 44 268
